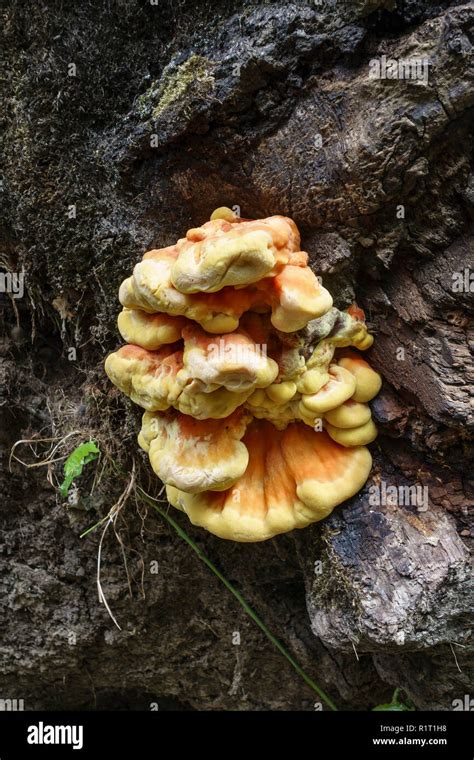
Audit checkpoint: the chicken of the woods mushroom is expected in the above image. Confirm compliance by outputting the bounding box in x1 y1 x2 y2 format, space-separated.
105 207 381 541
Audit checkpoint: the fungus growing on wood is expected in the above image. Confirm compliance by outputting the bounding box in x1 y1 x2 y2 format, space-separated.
337 350 382 403
119 245 332 333
139 408 251 493
117 308 188 350
324 399 372 428
106 208 382 541
299 365 357 415
164 422 372 542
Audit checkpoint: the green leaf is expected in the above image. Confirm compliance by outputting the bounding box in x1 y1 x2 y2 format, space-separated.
373 689 415 711
59 441 100 498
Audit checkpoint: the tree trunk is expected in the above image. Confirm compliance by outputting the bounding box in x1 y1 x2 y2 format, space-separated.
1 0 472 710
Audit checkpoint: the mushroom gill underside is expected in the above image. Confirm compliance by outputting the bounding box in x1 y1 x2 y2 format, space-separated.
105 207 382 541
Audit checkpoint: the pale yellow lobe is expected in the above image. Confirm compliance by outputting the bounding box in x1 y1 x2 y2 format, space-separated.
181 324 278 393
300 365 356 414
296 368 330 395
210 206 238 222
176 383 252 419
338 351 382 402
324 400 372 429
119 254 243 333
200 313 240 334
266 381 297 404
325 419 378 447
171 215 301 294
117 308 186 350
354 332 374 350
171 230 275 293
104 345 186 412
246 389 266 407
165 485 185 512
141 410 251 493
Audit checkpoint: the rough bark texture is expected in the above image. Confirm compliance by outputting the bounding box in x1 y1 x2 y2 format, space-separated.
1 0 472 710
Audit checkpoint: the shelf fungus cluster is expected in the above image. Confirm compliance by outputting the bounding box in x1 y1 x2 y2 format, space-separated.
105 208 381 541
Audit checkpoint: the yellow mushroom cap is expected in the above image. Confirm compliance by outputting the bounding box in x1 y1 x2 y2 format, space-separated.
325 419 378 447
105 343 254 419
176 381 252 419
119 253 335 336
299 364 356 414
104 344 185 411
265 380 297 404
297 403 322 429
117 308 187 350
119 250 243 333
355 333 374 350
296 368 330 395
181 324 278 392
210 206 238 222
172 228 275 293
337 350 382 402
324 399 372 429
171 215 300 294
119 247 180 313
140 409 251 493
167 421 372 541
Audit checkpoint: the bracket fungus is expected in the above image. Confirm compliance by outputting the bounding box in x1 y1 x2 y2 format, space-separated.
106 208 382 541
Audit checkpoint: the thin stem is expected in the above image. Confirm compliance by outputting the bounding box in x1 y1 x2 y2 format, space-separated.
80 514 109 538
137 486 338 712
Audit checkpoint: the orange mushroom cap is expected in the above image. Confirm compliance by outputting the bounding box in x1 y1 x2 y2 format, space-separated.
167 421 372 541
269 265 333 332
